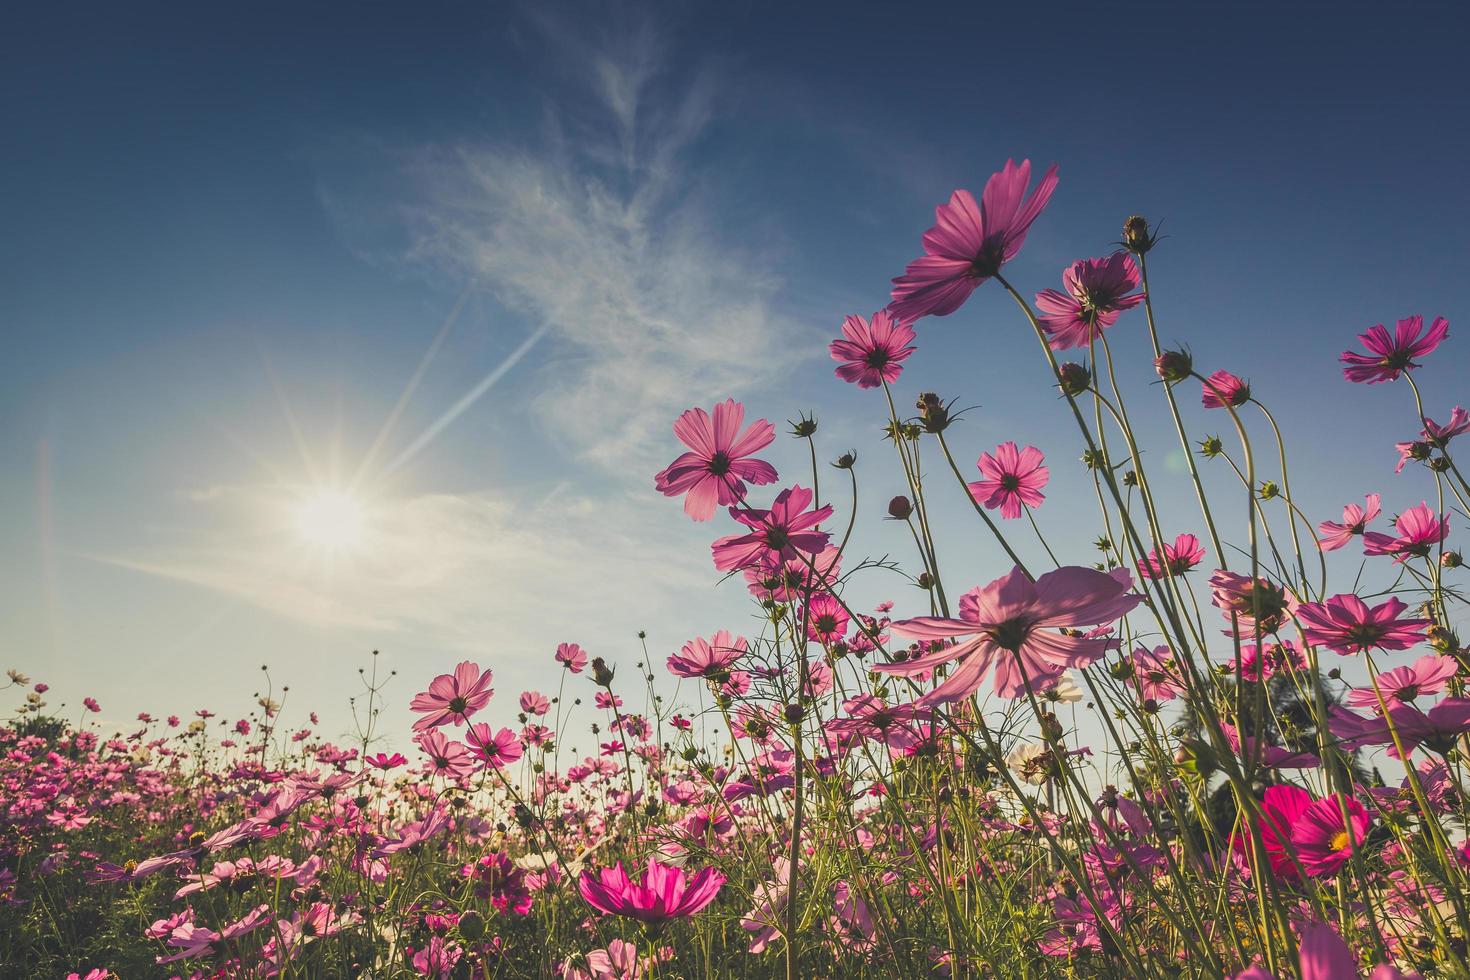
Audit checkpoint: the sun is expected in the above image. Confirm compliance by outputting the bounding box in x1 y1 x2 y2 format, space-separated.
294 488 367 553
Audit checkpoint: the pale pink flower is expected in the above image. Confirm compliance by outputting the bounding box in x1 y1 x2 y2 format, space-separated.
1318 494 1381 552
409 661 494 732
888 158 1059 321
829 310 917 388
876 566 1141 701
1036 253 1143 350
968 442 1049 519
654 400 778 521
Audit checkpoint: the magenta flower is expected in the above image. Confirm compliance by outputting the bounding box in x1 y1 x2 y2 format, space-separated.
465 723 523 768
1291 794 1370 877
1340 315 1449 384
744 545 841 601
1297 594 1430 654
1136 533 1205 579
876 566 1142 702
824 695 930 752
414 730 477 779
1423 406 1470 445
578 857 726 924
1347 654 1459 710
556 642 589 673
1363 503 1450 562
1035 253 1144 351
409 661 494 732
804 593 850 645
968 442 1049 520
1209 570 1298 636
888 158 1059 321
1331 698 1470 757
1233 920 1416 980
1233 640 1306 681
1129 646 1185 703
654 400 778 521
1200 369 1250 409
711 486 833 572
1229 784 1310 879
1318 493 1381 552
829 310 917 388
667 630 748 680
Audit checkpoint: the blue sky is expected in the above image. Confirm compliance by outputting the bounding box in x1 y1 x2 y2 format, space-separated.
3 2 1466 747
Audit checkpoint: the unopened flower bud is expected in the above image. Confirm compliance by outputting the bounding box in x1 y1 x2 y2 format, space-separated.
784 702 804 725
916 572 934 590
1258 481 1279 500
1443 551 1463 569
833 450 857 469
1123 215 1155 254
1122 470 1139 488
590 657 616 688
1154 349 1193 384
1057 362 1091 397
1174 740 1217 777
459 910 486 941
915 392 954 433
789 413 818 438
1081 449 1106 470
887 495 913 520
1198 436 1224 458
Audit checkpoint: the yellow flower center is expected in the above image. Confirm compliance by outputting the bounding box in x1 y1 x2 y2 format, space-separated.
1330 830 1352 852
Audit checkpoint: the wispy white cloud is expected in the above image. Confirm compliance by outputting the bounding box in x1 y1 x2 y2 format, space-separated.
403 10 804 469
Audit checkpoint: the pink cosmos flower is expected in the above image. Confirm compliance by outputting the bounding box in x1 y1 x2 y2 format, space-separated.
410 936 462 978
1230 783 1310 879
1363 503 1449 562
654 400 778 521
805 593 849 645
1347 654 1459 709
666 631 748 680
1318 494 1381 552
824 695 930 753
556 642 588 673
1296 594 1430 654
83 697 100 713
1129 646 1185 703
415 730 477 780
1340 315 1450 384
1218 720 1319 770
519 691 550 716
1292 794 1370 877
711 486 833 572
1136 533 1205 579
1423 406 1470 445
1035 253 1144 350
366 751 407 770
968 442 1049 520
829 310 917 388
1201 369 1250 409
466 724 523 768
410 661 494 732
744 545 842 601
1209 570 1298 636
1233 640 1307 681
1234 920 1417 980
876 566 1142 702
578 857 726 924
888 158 1059 321
1331 698 1470 757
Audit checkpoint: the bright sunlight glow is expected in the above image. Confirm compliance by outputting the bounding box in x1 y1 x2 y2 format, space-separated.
294 489 367 553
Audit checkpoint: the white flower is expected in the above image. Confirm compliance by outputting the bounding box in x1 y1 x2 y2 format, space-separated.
1006 743 1053 785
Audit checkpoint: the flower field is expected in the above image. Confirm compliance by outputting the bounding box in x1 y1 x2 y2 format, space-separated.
7 158 1470 978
